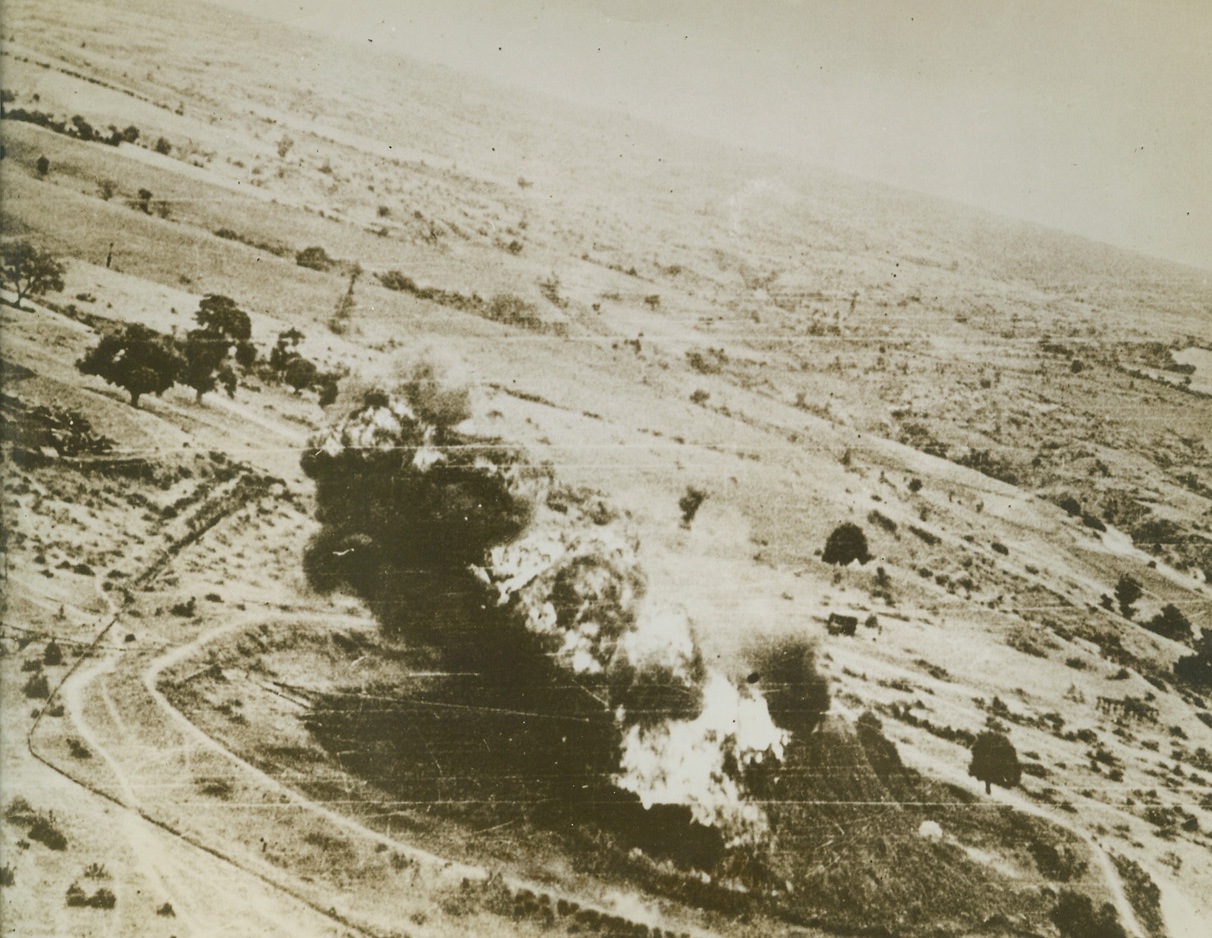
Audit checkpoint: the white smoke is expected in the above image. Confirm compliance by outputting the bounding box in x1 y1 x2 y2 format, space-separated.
476 498 787 849
614 668 786 848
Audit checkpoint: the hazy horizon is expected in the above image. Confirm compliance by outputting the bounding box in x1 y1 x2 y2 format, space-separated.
205 0 1211 274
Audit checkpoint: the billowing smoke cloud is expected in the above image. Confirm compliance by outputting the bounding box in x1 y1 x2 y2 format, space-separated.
303 376 797 852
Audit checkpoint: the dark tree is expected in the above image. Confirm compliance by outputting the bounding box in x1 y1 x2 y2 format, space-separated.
136 189 153 213
269 328 304 373
1 241 65 309
234 340 257 370
283 357 318 393
35 155 49 177
77 323 181 406
1174 630 1212 691
1145 604 1192 643
194 294 252 342
1114 574 1143 618
180 328 232 402
822 522 871 566
968 730 1021 795
316 373 340 407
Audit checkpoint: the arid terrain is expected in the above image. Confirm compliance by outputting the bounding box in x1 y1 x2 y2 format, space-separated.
2 1 1212 937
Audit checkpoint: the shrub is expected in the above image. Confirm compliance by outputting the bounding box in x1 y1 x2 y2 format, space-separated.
822 523 870 566
1115 574 1142 618
4 797 35 825
679 487 707 526
376 269 417 292
0 865 13 887
1057 495 1082 517
22 672 49 699
1050 889 1126 938
867 510 897 533
43 640 63 665
35 154 49 177
154 136 171 155
296 245 334 271
487 293 543 330
28 814 67 850
1028 840 1088 882
90 887 116 909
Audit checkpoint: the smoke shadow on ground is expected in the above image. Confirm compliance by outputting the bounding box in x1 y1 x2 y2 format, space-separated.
303 668 728 872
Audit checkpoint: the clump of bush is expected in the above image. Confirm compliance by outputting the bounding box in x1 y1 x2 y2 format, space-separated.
295 245 335 271
679 487 707 526
1174 629 1212 691
22 672 50 699
1050 889 1126 938
686 347 727 374
1144 604 1192 643
27 813 68 851
66 881 116 909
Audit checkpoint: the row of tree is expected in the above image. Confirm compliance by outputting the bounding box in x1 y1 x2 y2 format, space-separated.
76 294 337 407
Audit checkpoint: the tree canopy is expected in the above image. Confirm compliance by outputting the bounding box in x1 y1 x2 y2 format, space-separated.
968 730 1021 795
822 522 871 566
195 294 252 342
77 323 182 406
1 241 66 309
1114 574 1142 618
181 329 236 402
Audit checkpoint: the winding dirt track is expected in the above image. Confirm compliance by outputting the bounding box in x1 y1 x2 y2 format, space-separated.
28 484 716 938
893 736 1175 938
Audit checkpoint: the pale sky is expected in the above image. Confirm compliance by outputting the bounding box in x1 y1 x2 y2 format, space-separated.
213 0 1212 272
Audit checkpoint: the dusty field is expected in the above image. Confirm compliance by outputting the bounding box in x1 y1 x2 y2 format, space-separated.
2 0 1211 936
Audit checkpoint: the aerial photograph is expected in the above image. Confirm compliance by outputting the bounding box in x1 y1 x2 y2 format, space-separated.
1 1 1210 936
